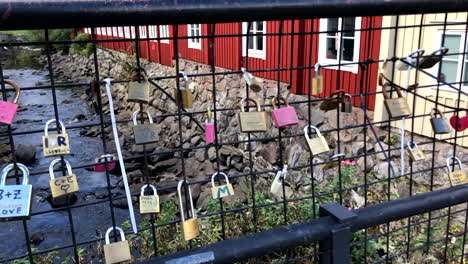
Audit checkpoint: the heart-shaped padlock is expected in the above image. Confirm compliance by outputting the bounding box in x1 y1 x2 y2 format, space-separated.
450 112 468 132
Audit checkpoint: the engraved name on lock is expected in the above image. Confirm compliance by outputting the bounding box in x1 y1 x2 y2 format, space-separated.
239 98 267 132
304 126 329 156
0 163 32 219
447 156 467 186
49 159 79 198
139 184 160 214
42 119 70 157
211 172 234 199
103 226 132 264
178 179 199 241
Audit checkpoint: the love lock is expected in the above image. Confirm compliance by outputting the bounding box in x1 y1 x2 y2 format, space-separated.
49 158 79 199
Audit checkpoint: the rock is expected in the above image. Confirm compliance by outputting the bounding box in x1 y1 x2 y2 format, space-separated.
375 142 400 161
30 232 45 246
94 187 110 199
258 142 278 165
112 199 130 209
15 144 36 165
373 161 399 180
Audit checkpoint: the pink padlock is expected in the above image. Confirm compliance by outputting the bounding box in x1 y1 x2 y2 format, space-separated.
0 80 20 125
271 97 299 128
205 107 215 143
94 154 117 172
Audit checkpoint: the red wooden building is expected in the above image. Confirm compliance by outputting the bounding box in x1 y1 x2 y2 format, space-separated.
85 17 382 109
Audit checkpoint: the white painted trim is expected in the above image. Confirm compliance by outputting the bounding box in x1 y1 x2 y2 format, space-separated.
118 27 124 38
159 25 170 44
107 27 113 37
242 21 267 60
187 24 202 49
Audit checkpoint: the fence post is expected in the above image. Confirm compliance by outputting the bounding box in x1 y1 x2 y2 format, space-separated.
319 202 357 264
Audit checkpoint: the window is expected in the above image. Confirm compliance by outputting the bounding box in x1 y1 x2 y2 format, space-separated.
113 27 119 37
139 26 147 38
187 24 201 49
84 28 91 34
131 27 136 38
96 28 102 35
107 27 113 36
101 27 107 36
118 27 124 38
438 31 468 89
124 26 130 38
242 21 267 60
159 25 170 44
148 26 158 42
319 17 361 73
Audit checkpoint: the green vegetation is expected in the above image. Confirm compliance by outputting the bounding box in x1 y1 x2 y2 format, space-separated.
71 33 93 57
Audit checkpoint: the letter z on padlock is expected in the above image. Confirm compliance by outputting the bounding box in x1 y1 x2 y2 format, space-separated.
382 83 411 119
178 179 199 241
42 119 70 157
407 141 425 161
447 156 467 187
430 108 451 134
211 172 234 199
128 70 150 104
271 97 299 128
49 159 79 198
238 97 267 132
0 80 21 125
0 163 32 220
132 110 159 145
103 226 132 264
139 184 160 214
304 125 330 156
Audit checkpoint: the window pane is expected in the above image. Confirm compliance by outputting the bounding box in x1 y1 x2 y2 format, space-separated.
341 39 355 61
327 18 339 36
343 17 356 37
444 34 461 59
257 21 263 31
463 62 468 83
257 35 263 51
326 37 338 59
248 35 254 49
440 60 459 83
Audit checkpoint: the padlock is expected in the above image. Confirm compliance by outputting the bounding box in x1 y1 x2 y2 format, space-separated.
42 119 71 157
271 97 299 128
397 49 425 70
270 165 287 195
177 179 199 241
382 83 411 119
450 112 466 132
430 108 451 134
312 63 323 95
205 107 215 144
139 184 160 214
94 154 117 172
128 70 150 104
341 93 353 113
132 110 159 145
0 80 20 125
174 72 193 109
241 67 261 92
103 226 132 264
49 159 79 198
419 47 448 69
238 97 267 132
211 172 234 199
0 163 32 219
319 90 345 111
304 125 330 156
407 141 425 161
447 156 467 186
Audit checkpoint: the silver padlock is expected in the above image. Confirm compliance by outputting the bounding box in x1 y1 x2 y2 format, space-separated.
132 110 159 145
270 165 288 195
0 163 32 219
178 179 199 241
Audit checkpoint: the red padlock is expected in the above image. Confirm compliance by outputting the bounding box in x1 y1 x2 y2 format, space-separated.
271 97 299 128
0 80 20 125
94 154 117 172
450 111 467 132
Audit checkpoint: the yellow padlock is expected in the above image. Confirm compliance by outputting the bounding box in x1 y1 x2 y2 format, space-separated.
241 67 261 92
103 226 132 264
304 125 330 156
42 119 70 157
174 71 193 109
177 179 199 241
211 172 234 199
49 158 79 198
139 184 160 214
238 97 267 132
447 156 467 187
407 141 425 162
312 63 323 95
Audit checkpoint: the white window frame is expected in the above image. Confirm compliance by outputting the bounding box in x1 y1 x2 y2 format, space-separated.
84 28 90 34
113 27 118 37
187 24 202 49
96 27 102 35
124 26 131 38
131 27 136 39
242 21 267 60
159 25 170 44
436 30 468 91
101 27 107 36
318 17 361 74
139 26 147 38
148 26 158 42
107 27 113 36
118 27 124 38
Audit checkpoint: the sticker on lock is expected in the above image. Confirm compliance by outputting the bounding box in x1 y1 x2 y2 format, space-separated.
0 163 32 219
42 119 70 157
211 172 235 199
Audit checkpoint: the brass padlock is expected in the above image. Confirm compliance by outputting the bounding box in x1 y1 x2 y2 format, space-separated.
49 158 79 198
304 125 330 156
103 226 132 264
174 72 193 109
341 93 353 113
211 172 234 199
42 119 70 157
447 156 467 186
382 83 411 119
241 67 261 92
128 70 150 104
139 184 160 214
270 165 287 195
419 47 448 69
0 163 32 220
407 141 425 161
238 97 267 133
132 110 159 145
319 90 345 111
312 63 323 95
177 179 199 241
430 108 451 134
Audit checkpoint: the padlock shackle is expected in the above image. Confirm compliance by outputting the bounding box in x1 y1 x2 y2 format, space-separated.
314 63 321 77
44 119 66 136
381 82 405 100
378 59 391 86
303 125 321 140
344 93 352 101
241 67 255 86
2 80 21 104
330 89 346 99
447 156 463 173
240 97 261 112
428 47 448 57
279 164 288 180
407 141 419 149
96 154 114 163
49 158 73 180
132 110 154 125
105 226 126 244
206 107 213 123
210 171 229 187
0 163 29 186
270 97 289 110
141 184 158 196
407 48 425 59
430 108 444 118
130 70 148 83
177 179 196 222
179 71 189 90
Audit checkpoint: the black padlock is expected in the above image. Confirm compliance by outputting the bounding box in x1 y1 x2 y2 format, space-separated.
419 47 448 69
430 108 451 134
341 93 352 113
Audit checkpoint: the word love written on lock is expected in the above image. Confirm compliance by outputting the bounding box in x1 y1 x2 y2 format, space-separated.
205 107 215 144
447 156 467 187
304 125 330 156
319 90 346 112
132 110 159 145
0 80 21 125
211 172 234 199
312 63 323 95
174 71 193 109
103 226 132 264
407 141 425 162
271 97 299 128
430 108 451 134
128 70 150 104
49 159 79 199
139 184 160 214
94 154 117 172
270 165 287 195
238 97 267 132
42 119 71 157
241 67 261 92
178 179 199 241
382 83 411 119
0 163 32 220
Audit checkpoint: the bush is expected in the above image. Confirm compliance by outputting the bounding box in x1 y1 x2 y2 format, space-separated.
71 33 93 57
27 29 74 53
